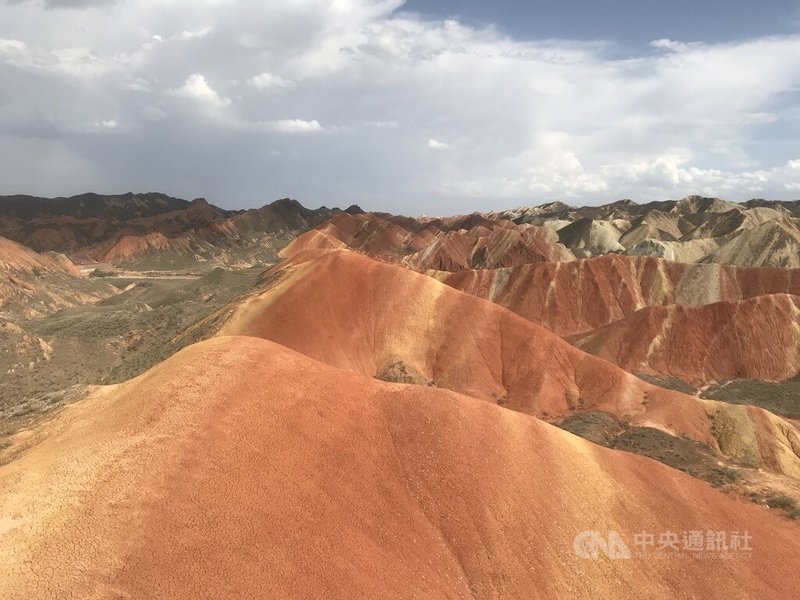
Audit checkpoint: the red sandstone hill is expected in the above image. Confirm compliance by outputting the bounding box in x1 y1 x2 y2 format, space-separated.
206 249 800 477
216 250 691 424
1 336 798 599
403 223 575 270
570 294 800 386
432 253 800 337
282 212 575 270
0 235 79 276
0 236 113 319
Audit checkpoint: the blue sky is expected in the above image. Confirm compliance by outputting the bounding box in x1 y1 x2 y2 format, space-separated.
404 0 800 46
0 0 798 213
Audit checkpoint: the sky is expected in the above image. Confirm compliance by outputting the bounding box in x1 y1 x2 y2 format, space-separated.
404 1 800 46
0 0 799 213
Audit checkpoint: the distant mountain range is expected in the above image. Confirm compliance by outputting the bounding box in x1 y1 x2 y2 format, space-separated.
0 192 362 268
3 192 799 269
496 195 800 267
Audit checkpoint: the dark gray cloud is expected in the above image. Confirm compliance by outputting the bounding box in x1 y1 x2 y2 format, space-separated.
0 0 798 213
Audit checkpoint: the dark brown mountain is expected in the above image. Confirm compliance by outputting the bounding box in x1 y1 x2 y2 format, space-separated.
0 193 345 268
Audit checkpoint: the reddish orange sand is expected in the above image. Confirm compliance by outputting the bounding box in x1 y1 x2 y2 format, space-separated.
1 336 798 598
219 250 701 426
571 293 800 385
434 254 800 336
215 250 800 476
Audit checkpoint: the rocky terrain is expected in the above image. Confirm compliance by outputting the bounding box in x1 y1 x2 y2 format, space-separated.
287 195 800 268
0 235 115 320
499 195 800 267
281 211 575 269
0 266 263 426
431 255 800 336
0 192 353 268
570 294 800 385
2 193 800 598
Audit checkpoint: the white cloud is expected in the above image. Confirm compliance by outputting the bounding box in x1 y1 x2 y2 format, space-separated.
98 119 118 129
0 0 798 210
50 47 116 78
265 119 323 133
250 71 294 90
170 74 231 108
0 39 28 56
445 154 800 201
444 150 608 198
650 38 702 53
178 27 213 41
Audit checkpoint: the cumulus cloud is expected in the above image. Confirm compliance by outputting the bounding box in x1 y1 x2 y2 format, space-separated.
0 39 28 55
457 155 800 201
178 27 213 41
169 74 231 108
428 138 450 150
0 0 798 211
250 72 294 90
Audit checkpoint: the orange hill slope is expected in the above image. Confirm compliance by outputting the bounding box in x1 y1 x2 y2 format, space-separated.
216 249 700 427
571 294 800 386
1 336 798 599
281 211 575 270
0 235 79 275
210 250 800 477
402 223 575 270
432 253 800 337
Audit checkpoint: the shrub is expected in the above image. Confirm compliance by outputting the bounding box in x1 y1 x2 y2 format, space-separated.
766 494 797 510
89 268 118 278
